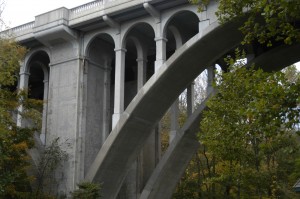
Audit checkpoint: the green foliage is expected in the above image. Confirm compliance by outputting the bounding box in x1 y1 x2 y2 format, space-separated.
199 56 300 198
72 182 102 199
173 51 300 198
0 38 46 198
0 39 26 86
199 61 300 197
190 0 300 46
0 38 36 198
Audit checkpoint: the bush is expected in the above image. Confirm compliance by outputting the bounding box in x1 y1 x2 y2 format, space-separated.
72 182 101 199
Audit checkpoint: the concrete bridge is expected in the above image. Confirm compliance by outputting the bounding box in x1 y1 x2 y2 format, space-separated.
5 0 300 198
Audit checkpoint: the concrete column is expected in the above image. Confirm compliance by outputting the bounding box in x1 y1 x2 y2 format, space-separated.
17 69 30 127
112 48 126 128
40 79 49 144
137 58 147 90
19 71 30 90
170 99 179 143
207 65 215 94
187 82 195 117
169 36 183 143
154 37 167 71
102 65 111 142
199 16 210 33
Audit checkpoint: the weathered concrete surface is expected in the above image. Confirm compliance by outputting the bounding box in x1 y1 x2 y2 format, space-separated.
248 42 300 72
85 19 244 199
139 90 214 199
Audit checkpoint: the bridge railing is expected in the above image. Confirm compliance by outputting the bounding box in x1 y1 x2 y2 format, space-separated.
0 21 35 38
70 0 115 17
11 21 35 33
1 0 117 37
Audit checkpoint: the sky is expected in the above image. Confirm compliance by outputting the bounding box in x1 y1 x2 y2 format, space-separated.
1 0 93 28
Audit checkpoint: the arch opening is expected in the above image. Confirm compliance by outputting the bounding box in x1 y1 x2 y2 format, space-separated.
165 11 199 59
123 23 156 109
25 51 50 144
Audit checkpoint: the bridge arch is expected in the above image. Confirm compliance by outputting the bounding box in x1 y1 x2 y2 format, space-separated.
121 21 155 48
121 22 156 108
84 30 116 54
24 48 51 73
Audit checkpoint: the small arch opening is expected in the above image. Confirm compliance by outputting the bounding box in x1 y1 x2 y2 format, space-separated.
165 11 199 59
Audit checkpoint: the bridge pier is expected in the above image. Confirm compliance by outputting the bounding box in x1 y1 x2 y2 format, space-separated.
10 1 218 198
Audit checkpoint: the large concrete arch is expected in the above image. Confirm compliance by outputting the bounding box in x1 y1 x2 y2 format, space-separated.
85 18 245 198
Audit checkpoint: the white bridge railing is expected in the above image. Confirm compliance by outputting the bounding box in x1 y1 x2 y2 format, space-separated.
11 21 35 32
70 0 110 15
2 0 116 36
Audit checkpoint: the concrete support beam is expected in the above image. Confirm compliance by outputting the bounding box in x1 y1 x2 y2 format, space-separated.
137 58 147 90
154 37 167 71
206 65 215 94
102 66 112 142
169 29 183 143
143 3 160 23
140 91 214 199
103 15 120 34
112 48 126 128
17 67 30 127
40 79 49 144
169 100 179 143
187 82 195 116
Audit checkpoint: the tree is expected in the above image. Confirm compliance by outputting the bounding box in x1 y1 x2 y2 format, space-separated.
172 53 300 198
0 17 43 199
172 1 300 198
198 54 300 198
190 0 300 46
0 37 36 198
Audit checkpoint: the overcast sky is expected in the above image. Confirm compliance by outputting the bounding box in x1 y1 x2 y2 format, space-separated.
2 0 92 28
